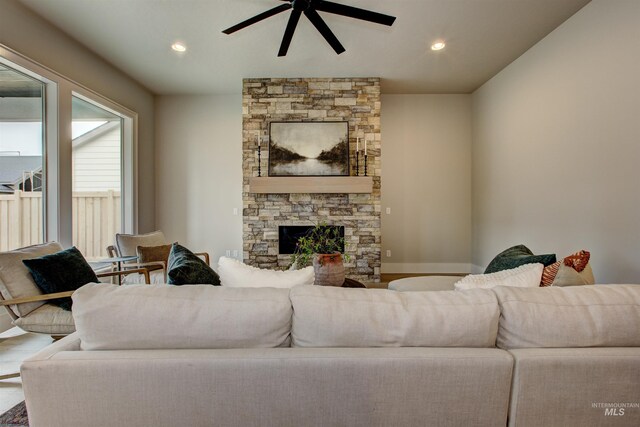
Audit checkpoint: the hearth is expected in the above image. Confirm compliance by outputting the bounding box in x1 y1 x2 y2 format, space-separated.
278 225 345 255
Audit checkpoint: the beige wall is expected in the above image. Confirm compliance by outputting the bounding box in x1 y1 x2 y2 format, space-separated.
0 0 155 232
471 0 640 282
381 95 472 273
155 95 243 264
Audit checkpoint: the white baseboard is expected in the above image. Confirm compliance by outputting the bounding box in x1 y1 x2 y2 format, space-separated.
0 311 13 333
381 263 474 274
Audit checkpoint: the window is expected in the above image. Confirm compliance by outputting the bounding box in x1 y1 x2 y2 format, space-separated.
0 45 137 254
0 63 45 251
72 96 123 260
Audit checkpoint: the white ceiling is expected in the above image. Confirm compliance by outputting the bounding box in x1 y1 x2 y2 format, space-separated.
19 0 591 95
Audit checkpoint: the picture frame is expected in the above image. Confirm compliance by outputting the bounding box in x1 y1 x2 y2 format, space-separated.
268 121 349 176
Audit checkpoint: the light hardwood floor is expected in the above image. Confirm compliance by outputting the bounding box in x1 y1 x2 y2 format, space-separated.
0 328 52 414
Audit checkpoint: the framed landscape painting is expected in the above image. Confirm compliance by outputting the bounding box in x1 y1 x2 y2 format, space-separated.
268 121 349 176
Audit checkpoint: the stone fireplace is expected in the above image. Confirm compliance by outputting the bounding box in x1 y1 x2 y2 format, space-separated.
242 78 381 282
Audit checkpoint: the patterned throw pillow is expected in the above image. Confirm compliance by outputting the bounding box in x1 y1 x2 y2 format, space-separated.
541 250 593 287
167 243 220 286
484 244 556 274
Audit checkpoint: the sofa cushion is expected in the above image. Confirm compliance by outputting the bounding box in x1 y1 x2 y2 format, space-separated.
167 243 220 286
0 242 64 317
290 286 499 348
72 283 292 350
454 263 543 291
218 256 314 288
484 244 556 274
493 285 640 349
22 246 99 311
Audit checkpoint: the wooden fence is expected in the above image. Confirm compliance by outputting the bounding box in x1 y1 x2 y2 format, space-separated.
0 190 121 260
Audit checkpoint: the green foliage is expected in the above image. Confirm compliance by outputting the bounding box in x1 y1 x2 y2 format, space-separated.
290 222 350 268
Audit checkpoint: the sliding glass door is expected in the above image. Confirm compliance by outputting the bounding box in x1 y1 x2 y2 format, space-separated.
72 96 123 260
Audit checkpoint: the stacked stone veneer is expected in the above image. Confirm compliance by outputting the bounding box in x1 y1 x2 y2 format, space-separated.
242 78 381 282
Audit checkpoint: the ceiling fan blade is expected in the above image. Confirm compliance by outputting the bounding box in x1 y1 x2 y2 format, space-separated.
304 8 345 55
315 1 396 26
278 9 302 57
222 3 292 35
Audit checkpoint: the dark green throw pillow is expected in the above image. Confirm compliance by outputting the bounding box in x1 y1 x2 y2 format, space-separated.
484 244 556 274
22 247 99 311
167 243 220 286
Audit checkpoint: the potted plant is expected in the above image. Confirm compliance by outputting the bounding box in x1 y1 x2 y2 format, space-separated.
290 223 350 287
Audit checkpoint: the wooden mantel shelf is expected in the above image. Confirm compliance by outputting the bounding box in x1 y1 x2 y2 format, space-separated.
249 176 373 194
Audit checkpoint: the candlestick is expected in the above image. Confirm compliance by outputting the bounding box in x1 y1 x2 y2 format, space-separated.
364 154 368 177
356 150 360 176
257 132 262 177
258 144 262 177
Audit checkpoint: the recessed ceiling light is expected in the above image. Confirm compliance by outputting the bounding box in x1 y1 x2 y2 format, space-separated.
171 42 187 52
431 41 446 51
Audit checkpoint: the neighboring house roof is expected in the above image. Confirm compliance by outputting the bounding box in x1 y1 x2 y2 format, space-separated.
0 184 15 194
73 121 119 149
0 156 42 186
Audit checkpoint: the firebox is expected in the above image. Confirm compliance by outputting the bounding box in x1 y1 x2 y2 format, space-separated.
278 225 345 255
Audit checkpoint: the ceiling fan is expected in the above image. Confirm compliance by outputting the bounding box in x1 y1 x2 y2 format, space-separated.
222 0 396 57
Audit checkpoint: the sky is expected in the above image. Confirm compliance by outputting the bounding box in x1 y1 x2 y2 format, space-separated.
270 122 348 158
0 121 106 156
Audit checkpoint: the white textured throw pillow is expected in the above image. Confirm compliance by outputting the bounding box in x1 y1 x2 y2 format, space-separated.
218 256 315 288
454 263 543 291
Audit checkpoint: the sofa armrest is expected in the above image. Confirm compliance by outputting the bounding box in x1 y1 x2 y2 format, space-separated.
0 291 75 307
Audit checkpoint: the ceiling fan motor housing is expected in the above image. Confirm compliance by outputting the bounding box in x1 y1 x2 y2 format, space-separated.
292 0 312 12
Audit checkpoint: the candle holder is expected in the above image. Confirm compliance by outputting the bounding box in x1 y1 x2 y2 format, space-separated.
364 154 368 177
257 144 262 177
355 150 360 176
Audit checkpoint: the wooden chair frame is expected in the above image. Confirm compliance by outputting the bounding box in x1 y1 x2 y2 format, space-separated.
0 268 151 309
0 269 150 380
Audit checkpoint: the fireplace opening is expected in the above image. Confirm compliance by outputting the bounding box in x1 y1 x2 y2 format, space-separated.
278 225 345 255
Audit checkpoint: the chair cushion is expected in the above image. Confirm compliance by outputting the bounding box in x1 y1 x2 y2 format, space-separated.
115 231 166 258
484 244 556 274
13 302 75 335
493 284 640 349
290 286 499 348
72 283 293 350
22 247 99 311
167 244 220 286
454 263 543 291
218 256 314 288
0 242 63 317
122 270 165 285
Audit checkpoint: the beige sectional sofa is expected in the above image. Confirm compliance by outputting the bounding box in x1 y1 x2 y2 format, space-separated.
21 284 640 427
